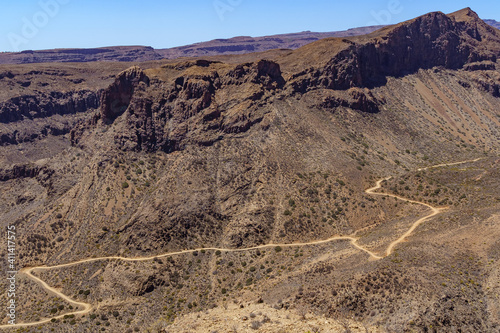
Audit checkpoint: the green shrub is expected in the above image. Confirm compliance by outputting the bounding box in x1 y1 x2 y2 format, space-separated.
122 182 129 189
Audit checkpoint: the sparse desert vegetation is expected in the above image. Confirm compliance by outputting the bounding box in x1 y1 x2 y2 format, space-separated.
0 7 500 333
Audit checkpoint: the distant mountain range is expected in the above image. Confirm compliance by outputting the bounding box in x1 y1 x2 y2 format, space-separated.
485 19 500 29
2 8 500 332
0 25 385 64
0 20 500 64
154 25 385 59
1 19 497 65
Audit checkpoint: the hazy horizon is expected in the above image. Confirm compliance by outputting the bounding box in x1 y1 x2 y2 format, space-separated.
1 0 499 52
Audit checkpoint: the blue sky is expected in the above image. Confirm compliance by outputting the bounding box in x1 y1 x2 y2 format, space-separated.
0 0 498 52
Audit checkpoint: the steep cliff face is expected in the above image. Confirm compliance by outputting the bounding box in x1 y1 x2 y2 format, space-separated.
73 59 285 152
0 90 100 123
288 8 500 91
0 19 498 65
0 89 101 146
69 9 500 151
0 62 132 146
8 7 500 262
2 9 500 332
100 66 150 124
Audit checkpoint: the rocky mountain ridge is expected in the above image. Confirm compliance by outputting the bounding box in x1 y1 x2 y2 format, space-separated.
0 46 162 65
1 17 499 65
287 8 500 90
68 8 500 155
0 8 499 332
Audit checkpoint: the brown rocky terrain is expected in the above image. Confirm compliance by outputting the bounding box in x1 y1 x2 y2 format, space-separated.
0 46 163 65
1 19 499 65
0 7 499 333
0 27 386 65
154 26 386 59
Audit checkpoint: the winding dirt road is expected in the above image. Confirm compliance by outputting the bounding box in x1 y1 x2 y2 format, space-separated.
0 158 481 329
365 177 445 256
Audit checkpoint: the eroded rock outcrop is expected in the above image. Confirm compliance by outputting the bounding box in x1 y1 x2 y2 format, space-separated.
73 60 285 152
0 164 55 194
318 88 383 113
0 90 100 123
70 8 500 153
100 66 150 123
291 8 500 91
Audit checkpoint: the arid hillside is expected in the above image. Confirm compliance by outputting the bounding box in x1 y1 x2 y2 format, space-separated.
0 7 499 333
1 18 499 65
